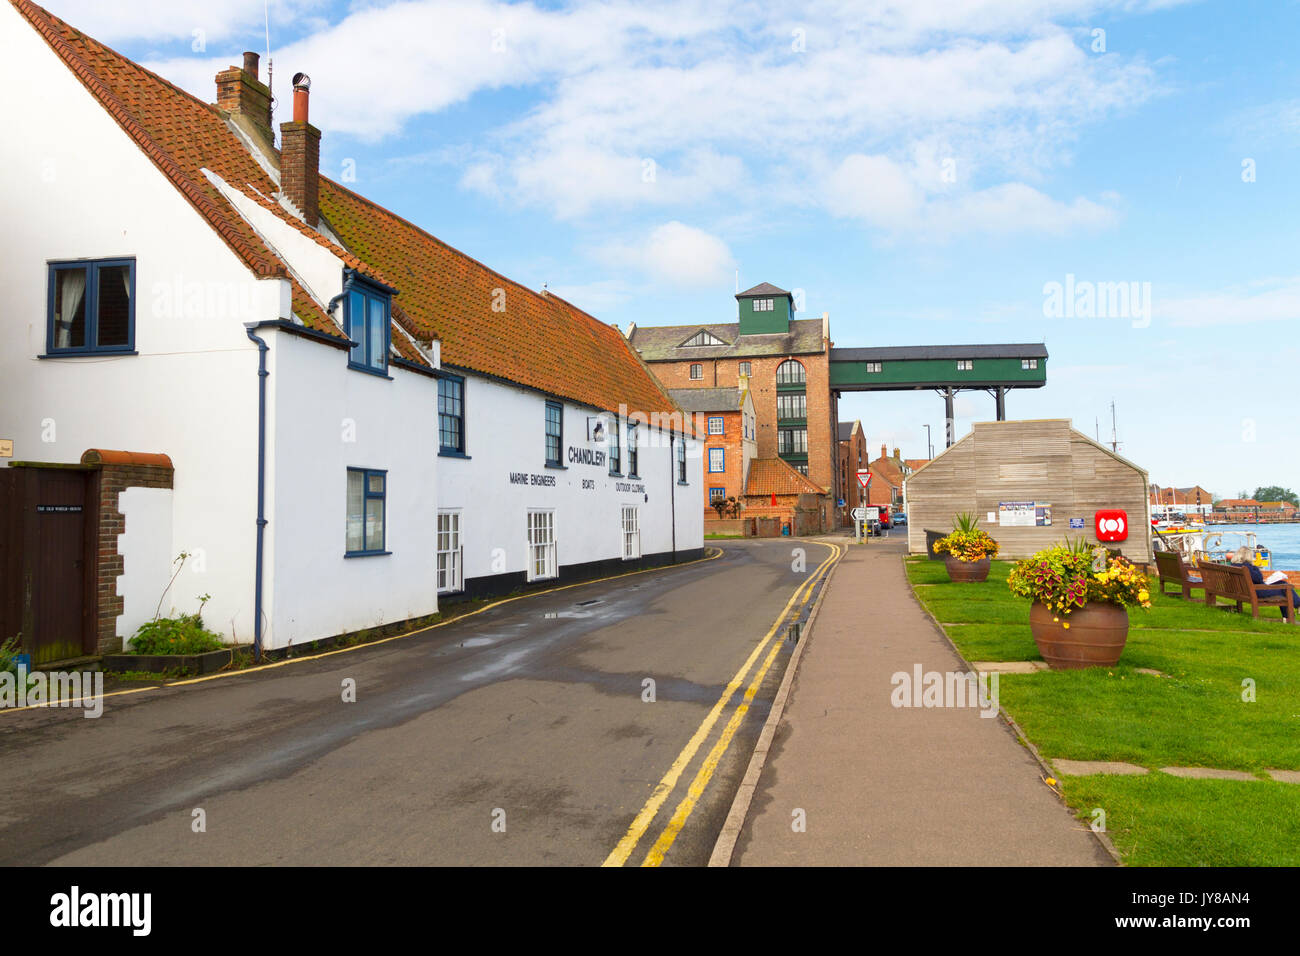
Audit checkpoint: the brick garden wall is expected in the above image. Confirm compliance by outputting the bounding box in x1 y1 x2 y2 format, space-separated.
82 450 174 654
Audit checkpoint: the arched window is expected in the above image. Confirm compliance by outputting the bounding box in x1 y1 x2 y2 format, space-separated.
775 360 805 385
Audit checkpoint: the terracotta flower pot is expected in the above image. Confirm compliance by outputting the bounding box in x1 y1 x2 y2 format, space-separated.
944 555 991 582
1029 601 1129 669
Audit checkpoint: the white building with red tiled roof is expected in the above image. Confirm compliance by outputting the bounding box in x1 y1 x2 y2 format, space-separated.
0 0 702 661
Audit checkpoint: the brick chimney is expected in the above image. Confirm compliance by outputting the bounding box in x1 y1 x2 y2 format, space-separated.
279 73 320 227
893 446 901 460
880 443 887 460
216 52 273 148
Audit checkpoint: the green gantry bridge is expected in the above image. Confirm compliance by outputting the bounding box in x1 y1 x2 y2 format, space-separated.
829 344 1048 446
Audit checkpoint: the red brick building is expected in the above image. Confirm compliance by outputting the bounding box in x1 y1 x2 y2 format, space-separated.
669 381 756 520
628 283 839 530
866 444 919 509
837 420 869 526
1150 485 1215 508
742 458 831 536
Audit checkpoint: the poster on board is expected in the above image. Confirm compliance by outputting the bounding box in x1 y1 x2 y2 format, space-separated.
999 501 1052 527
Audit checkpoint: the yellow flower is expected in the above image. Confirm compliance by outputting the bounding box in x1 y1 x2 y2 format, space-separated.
1137 589 1149 602
1045 777 1057 786
1063 622 1070 629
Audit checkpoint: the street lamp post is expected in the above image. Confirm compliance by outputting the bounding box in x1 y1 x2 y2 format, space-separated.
923 424 933 460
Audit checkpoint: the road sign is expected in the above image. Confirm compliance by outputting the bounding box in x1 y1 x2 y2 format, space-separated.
851 507 867 521
856 469 872 489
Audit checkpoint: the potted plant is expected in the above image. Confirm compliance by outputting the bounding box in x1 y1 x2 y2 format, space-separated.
1007 540 1152 669
932 513 1000 582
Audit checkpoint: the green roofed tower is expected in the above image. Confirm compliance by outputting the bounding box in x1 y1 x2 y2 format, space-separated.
737 282 793 336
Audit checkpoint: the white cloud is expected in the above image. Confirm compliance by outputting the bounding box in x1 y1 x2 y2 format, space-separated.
1157 277 1300 328
545 278 636 315
824 154 921 227
596 222 736 288
42 0 327 42
46 0 1183 236
823 153 1118 238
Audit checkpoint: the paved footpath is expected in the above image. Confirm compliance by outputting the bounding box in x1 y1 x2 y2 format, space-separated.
732 536 1112 866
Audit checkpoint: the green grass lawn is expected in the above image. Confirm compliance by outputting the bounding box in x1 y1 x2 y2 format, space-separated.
904 554 1300 865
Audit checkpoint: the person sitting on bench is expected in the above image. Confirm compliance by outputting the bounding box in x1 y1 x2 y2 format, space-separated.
1232 547 1300 621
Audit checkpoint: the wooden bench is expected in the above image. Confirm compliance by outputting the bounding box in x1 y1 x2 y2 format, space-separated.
1153 550 1204 600
1197 562 1297 623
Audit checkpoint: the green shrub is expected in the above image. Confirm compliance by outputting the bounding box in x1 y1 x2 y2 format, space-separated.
0 634 21 675
129 614 225 655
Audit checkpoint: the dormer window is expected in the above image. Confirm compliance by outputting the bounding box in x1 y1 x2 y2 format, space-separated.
344 274 391 376
754 298 774 312
682 329 726 347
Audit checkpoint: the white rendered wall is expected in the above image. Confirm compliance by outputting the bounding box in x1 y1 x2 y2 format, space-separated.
438 372 704 586
0 6 283 643
262 329 440 648
116 486 175 646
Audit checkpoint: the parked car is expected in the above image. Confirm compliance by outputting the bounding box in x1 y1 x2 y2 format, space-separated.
893 512 908 526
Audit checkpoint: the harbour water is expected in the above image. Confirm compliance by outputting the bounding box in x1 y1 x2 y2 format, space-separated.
1203 523 1300 569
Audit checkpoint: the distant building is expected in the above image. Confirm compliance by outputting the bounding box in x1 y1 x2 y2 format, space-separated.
1216 499 1296 517
837 421 868 525
670 380 757 519
742 458 831 536
865 444 919 510
1150 484 1214 512
628 282 838 530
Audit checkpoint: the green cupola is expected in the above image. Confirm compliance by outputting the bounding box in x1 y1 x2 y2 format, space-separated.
736 282 794 335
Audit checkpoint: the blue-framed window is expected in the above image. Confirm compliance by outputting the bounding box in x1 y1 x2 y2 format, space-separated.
677 438 687 483
608 415 621 475
545 402 563 466
709 487 726 502
345 276 390 375
438 374 465 454
346 468 387 555
627 422 639 477
707 416 724 435
46 258 135 355
708 447 725 472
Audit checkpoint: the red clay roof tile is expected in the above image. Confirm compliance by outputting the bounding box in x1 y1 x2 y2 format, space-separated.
745 458 828 497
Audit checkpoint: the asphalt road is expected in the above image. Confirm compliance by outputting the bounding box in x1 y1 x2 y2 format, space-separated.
0 538 838 866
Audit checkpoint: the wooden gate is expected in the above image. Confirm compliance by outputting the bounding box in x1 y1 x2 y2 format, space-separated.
0 466 98 665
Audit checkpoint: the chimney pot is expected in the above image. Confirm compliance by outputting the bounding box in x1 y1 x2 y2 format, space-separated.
292 73 311 123
280 73 321 227
893 446 901 460
880 443 887 459
216 57 273 147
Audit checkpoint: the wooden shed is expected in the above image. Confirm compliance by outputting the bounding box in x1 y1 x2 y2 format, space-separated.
904 420 1152 561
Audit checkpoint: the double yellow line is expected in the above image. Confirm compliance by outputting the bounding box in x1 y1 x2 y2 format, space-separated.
603 540 843 867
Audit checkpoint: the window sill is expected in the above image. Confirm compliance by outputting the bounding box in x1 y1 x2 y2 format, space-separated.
544 462 567 470
40 349 138 359
347 362 393 380
678 481 690 486
439 449 472 460
344 550 392 558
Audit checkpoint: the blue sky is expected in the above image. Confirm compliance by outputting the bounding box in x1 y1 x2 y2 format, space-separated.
47 0 1300 499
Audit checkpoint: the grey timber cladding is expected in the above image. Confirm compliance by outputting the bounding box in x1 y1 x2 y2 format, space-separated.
905 420 1151 562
